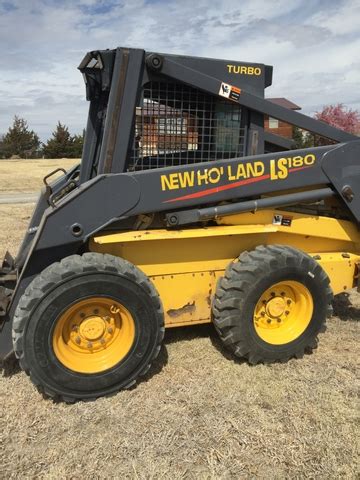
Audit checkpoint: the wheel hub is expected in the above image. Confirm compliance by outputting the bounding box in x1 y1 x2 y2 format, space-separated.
53 297 136 373
253 281 313 345
266 297 286 318
256 289 290 329
69 309 116 351
79 316 106 341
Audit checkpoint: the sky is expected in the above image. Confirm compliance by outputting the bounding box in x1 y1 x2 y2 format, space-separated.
0 0 359 141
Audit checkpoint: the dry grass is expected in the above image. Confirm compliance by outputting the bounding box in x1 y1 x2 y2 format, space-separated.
0 158 78 193
0 200 359 478
0 204 34 257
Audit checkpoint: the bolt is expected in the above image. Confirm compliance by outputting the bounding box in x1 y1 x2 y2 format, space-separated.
169 215 178 226
71 325 78 331
75 336 81 345
271 292 275 297
261 311 265 317
80 312 86 318
277 318 281 323
281 291 285 296
262 300 267 305
93 308 99 314
285 310 290 315
267 319 271 324
87 342 93 349
287 299 291 305
107 327 113 334
100 338 106 345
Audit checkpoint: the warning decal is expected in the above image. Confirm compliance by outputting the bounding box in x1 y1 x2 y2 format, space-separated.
219 82 241 101
273 214 293 227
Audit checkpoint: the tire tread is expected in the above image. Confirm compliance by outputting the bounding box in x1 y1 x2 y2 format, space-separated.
212 245 333 364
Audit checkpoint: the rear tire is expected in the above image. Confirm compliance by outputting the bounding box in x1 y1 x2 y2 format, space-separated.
12 253 164 402
212 245 333 364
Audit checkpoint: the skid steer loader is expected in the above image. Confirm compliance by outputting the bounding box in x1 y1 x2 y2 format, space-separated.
1 47 359 402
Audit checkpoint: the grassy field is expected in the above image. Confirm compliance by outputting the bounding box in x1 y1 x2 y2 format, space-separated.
0 158 78 193
0 161 359 478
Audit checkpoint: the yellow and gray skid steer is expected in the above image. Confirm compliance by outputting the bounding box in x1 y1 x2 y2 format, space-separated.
1 48 359 402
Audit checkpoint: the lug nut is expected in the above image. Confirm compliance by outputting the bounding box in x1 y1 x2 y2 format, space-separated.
277 318 281 323
75 336 81 345
100 338 106 345
267 319 271 324
271 292 275 297
80 312 86 318
287 299 291 305
261 311 265 317
281 291 285 296
71 325 78 331
104 316 111 322
285 310 290 315
93 309 99 314
107 327 113 334
87 342 93 348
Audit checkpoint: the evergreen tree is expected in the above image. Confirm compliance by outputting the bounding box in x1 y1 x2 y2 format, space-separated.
0 116 40 158
69 129 85 158
42 122 83 158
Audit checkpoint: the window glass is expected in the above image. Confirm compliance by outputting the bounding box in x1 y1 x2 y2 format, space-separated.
214 103 241 153
269 117 279 129
157 117 187 134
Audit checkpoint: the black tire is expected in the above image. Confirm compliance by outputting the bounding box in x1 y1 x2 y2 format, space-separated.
12 253 164 402
212 245 333 364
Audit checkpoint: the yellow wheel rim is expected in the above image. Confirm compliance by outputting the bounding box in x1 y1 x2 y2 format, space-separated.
53 297 135 374
253 281 313 345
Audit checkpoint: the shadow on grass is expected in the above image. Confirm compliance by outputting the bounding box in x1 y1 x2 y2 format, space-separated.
164 320 248 365
164 322 213 345
1 353 21 377
333 293 360 321
209 329 249 365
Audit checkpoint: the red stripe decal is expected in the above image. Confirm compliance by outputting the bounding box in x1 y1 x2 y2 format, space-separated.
163 164 312 204
289 165 311 173
164 174 270 203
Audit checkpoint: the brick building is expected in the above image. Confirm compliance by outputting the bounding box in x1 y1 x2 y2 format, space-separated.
135 103 198 157
265 98 301 138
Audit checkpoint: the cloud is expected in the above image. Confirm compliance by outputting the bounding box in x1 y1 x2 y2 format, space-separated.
0 0 359 140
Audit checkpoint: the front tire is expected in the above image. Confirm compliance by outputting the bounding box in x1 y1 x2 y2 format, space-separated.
213 245 333 364
12 253 164 402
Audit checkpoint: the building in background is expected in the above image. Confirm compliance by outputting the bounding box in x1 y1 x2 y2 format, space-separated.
135 103 198 158
264 98 301 152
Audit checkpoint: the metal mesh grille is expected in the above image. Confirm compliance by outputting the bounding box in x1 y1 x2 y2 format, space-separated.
128 82 246 171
